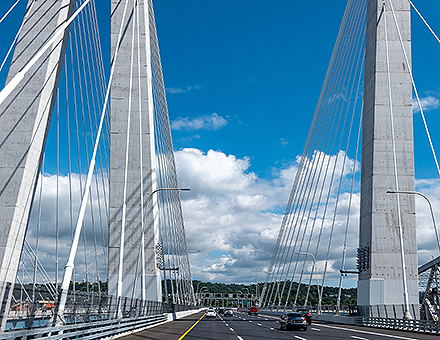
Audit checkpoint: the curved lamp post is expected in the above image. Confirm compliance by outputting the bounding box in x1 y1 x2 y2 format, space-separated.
296 252 320 311
387 190 440 251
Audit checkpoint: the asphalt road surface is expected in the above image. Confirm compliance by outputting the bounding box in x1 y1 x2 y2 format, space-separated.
121 311 440 340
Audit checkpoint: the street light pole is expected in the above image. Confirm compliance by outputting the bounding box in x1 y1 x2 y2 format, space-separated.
387 190 440 251
385 190 420 320
255 277 258 306
296 252 320 311
121 187 189 305
150 188 189 304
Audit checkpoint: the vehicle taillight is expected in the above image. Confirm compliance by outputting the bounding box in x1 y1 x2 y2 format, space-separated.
307 313 311 316
303 318 306 322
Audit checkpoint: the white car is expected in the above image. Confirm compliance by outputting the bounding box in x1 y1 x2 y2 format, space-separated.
205 308 216 317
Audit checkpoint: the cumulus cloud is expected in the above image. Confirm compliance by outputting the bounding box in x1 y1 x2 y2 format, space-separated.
25 174 108 283
175 148 363 285
171 113 227 131
20 148 440 289
413 95 440 113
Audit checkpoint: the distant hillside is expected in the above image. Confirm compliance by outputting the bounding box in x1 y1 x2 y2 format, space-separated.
192 280 357 306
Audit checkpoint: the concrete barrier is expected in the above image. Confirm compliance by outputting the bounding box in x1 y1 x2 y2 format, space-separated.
313 314 361 325
166 308 205 322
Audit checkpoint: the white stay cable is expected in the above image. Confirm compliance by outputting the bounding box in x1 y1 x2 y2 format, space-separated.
384 1 411 318
0 0 91 106
407 0 440 45
56 0 131 318
390 0 440 180
136 0 146 302
0 0 20 24
0 0 35 73
117 0 137 301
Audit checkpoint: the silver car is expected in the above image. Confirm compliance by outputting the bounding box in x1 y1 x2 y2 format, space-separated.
205 308 216 317
279 312 308 331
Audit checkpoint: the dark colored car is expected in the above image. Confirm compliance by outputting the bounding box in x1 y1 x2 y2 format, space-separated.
279 312 308 331
224 308 233 316
296 308 312 325
247 307 258 316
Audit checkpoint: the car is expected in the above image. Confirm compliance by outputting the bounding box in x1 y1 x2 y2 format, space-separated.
279 312 308 331
224 308 233 316
205 308 216 317
296 308 312 325
247 307 258 316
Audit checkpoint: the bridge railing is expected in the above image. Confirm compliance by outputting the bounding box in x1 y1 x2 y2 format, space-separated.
359 317 440 334
5 290 196 332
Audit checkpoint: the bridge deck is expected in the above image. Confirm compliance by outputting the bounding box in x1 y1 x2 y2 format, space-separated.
120 311 440 340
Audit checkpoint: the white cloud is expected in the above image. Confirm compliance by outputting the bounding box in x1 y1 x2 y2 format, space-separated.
171 113 228 131
166 84 202 94
279 138 289 146
21 148 440 289
413 95 440 113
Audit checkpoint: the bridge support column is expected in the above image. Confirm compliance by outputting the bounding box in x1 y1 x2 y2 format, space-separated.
359 0 418 318
108 0 161 302
0 0 75 331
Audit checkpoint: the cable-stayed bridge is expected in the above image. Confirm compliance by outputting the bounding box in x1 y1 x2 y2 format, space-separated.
0 0 440 339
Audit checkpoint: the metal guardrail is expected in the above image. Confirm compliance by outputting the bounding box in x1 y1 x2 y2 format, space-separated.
360 317 440 334
260 307 440 335
2 313 168 339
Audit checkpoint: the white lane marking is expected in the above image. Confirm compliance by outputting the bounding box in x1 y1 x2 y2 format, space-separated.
351 336 369 340
237 337 244 340
257 323 262 326
270 327 275 330
229 327 234 332
311 327 321 331
319 324 421 340
294 336 307 340
249 320 252 323
264 318 268 321
225 323 229 326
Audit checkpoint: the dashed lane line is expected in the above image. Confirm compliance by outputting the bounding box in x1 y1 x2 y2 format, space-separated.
351 336 369 340
257 323 262 326
294 336 307 340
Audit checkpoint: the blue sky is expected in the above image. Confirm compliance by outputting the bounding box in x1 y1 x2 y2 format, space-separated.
2 0 440 180
2 0 440 287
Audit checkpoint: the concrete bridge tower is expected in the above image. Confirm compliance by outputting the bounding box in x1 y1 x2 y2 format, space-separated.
359 0 418 317
108 0 161 301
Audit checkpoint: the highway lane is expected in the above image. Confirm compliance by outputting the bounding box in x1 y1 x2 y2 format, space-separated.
120 311 440 340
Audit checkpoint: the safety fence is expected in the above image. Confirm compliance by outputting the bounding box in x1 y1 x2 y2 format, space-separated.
260 305 440 335
2 313 168 340
0 292 195 339
359 317 440 335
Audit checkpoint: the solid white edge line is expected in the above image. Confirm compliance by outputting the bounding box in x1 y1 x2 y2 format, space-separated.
319 324 420 340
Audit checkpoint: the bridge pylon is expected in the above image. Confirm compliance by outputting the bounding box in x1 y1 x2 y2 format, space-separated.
358 0 418 318
107 0 161 302
0 0 76 331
